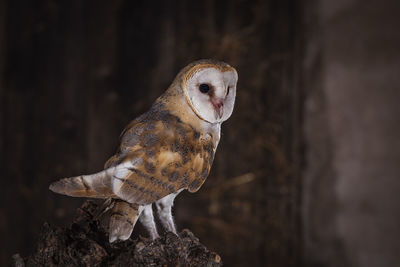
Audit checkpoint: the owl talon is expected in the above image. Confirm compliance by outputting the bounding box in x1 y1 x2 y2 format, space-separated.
150 231 160 240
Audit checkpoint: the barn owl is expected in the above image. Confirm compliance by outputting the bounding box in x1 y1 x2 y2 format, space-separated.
50 59 238 243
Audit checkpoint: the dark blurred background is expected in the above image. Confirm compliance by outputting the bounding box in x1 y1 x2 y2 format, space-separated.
1 0 399 266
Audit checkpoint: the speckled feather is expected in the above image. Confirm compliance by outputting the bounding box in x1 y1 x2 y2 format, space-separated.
103 102 216 205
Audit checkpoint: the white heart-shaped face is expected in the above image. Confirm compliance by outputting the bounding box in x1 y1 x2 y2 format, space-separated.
183 67 238 124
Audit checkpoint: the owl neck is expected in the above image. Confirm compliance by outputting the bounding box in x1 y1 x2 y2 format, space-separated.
157 86 221 146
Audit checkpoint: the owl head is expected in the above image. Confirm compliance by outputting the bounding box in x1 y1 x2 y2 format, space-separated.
177 59 238 124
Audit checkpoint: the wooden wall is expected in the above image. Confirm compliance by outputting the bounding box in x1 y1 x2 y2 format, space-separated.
0 1 303 266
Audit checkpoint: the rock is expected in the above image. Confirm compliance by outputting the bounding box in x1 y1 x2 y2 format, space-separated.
18 201 222 267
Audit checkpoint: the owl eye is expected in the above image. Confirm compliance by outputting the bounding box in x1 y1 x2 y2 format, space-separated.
199 84 210 94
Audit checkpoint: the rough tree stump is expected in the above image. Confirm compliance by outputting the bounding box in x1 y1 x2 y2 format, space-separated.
15 201 222 266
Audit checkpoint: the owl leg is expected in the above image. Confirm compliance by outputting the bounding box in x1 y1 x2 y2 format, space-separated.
155 190 182 234
139 204 159 240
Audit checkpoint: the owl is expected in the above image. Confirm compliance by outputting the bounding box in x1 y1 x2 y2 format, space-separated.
50 59 238 242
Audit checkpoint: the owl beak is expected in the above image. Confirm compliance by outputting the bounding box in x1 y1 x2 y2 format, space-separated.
211 98 224 119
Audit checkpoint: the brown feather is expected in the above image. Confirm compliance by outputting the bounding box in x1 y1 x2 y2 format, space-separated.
49 172 116 198
107 102 216 204
109 200 140 242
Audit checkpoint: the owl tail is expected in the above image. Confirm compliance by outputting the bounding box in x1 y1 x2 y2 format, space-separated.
109 200 141 242
49 169 115 198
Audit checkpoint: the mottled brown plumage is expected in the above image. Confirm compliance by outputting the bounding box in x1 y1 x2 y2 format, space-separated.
106 101 216 203
50 59 238 242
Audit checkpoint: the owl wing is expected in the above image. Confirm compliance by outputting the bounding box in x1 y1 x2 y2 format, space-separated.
50 111 214 204
104 119 141 169
111 113 214 205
